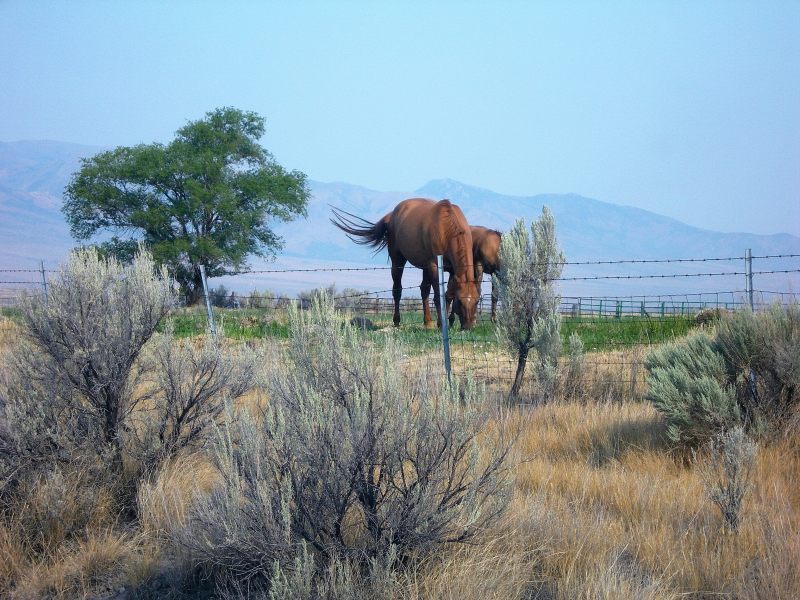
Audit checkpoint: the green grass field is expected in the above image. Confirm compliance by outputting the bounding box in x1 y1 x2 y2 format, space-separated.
165 306 700 353
3 303 703 352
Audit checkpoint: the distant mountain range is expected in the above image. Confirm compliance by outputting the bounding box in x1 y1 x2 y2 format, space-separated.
1 140 798 298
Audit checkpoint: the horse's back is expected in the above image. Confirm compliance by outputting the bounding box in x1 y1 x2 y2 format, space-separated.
388 198 457 265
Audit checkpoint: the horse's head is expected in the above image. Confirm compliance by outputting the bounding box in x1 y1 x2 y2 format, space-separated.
453 280 479 330
480 229 502 274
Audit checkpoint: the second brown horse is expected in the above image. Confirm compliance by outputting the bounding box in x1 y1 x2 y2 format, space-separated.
331 198 479 329
446 226 502 323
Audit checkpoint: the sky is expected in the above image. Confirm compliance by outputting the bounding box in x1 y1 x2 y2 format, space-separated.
1 1 798 236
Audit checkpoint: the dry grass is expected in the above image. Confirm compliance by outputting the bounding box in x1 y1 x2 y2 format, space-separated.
1 327 797 598
11 529 152 600
413 400 799 599
137 453 219 538
353 398 796 599
0 463 152 599
0 316 19 364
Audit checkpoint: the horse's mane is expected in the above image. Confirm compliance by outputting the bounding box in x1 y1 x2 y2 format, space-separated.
439 199 473 278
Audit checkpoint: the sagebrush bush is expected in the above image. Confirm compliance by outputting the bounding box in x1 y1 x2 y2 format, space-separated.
1 248 257 514
0 339 87 497
561 331 586 401
244 289 276 309
0 248 175 498
645 303 800 446
645 332 740 446
696 426 757 532
174 297 513 592
495 208 564 403
715 303 799 432
694 307 725 327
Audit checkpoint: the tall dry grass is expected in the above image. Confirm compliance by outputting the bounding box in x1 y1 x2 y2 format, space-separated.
1 323 797 598
407 401 799 599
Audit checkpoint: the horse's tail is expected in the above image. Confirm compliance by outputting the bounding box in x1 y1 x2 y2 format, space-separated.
330 205 389 253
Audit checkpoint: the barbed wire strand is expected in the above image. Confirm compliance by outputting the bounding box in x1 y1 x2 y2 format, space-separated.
4 252 798 275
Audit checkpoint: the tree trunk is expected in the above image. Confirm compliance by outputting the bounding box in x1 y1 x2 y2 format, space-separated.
509 348 528 403
185 269 205 305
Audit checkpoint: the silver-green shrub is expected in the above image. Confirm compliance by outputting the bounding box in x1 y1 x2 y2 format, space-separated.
715 303 799 431
562 331 586 401
645 332 740 446
217 546 401 600
0 339 87 495
175 296 513 591
246 289 276 310
645 303 799 446
4 248 175 476
495 208 564 402
696 426 757 532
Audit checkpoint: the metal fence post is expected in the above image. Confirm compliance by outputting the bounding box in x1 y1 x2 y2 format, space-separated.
744 248 758 403
437 255 451 382
39 260 48 306
746 248 754 310
199 264 217 337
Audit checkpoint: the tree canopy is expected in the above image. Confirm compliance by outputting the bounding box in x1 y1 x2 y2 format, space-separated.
63 107 309 302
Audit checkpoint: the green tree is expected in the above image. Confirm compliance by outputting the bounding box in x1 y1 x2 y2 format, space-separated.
63 107 309 302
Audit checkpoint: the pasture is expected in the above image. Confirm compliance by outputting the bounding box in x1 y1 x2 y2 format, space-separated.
164 304 696 349
1 298 797 599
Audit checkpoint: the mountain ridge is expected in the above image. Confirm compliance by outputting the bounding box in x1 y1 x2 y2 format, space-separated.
1 140 797 296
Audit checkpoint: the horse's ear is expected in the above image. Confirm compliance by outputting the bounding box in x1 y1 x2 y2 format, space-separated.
439 198 452 207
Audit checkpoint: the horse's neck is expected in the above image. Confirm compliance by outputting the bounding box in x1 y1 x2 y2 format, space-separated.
446 220 475 283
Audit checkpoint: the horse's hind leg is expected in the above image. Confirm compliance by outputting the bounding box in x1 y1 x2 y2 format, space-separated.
432 264 445 329
391 255 406 327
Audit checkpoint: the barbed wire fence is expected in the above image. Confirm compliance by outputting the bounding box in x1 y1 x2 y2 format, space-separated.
1 252 798 402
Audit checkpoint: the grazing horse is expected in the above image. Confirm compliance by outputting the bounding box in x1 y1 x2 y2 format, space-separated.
330 198 479 330
446 226 502 324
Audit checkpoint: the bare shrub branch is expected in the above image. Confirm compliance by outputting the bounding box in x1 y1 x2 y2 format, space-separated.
132 329 258 467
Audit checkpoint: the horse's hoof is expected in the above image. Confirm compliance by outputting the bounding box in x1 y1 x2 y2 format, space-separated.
424 321 435 329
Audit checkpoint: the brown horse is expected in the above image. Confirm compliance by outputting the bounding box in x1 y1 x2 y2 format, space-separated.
446 226 502 323
330 198 479 329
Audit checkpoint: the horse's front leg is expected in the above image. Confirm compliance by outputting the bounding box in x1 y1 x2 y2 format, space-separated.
420 268 435 329
446 277 457 327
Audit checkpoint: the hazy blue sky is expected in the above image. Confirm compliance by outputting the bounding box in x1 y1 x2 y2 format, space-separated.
1 1 798 235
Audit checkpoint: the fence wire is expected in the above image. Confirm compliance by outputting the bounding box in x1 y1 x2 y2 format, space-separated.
2 252 798 402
